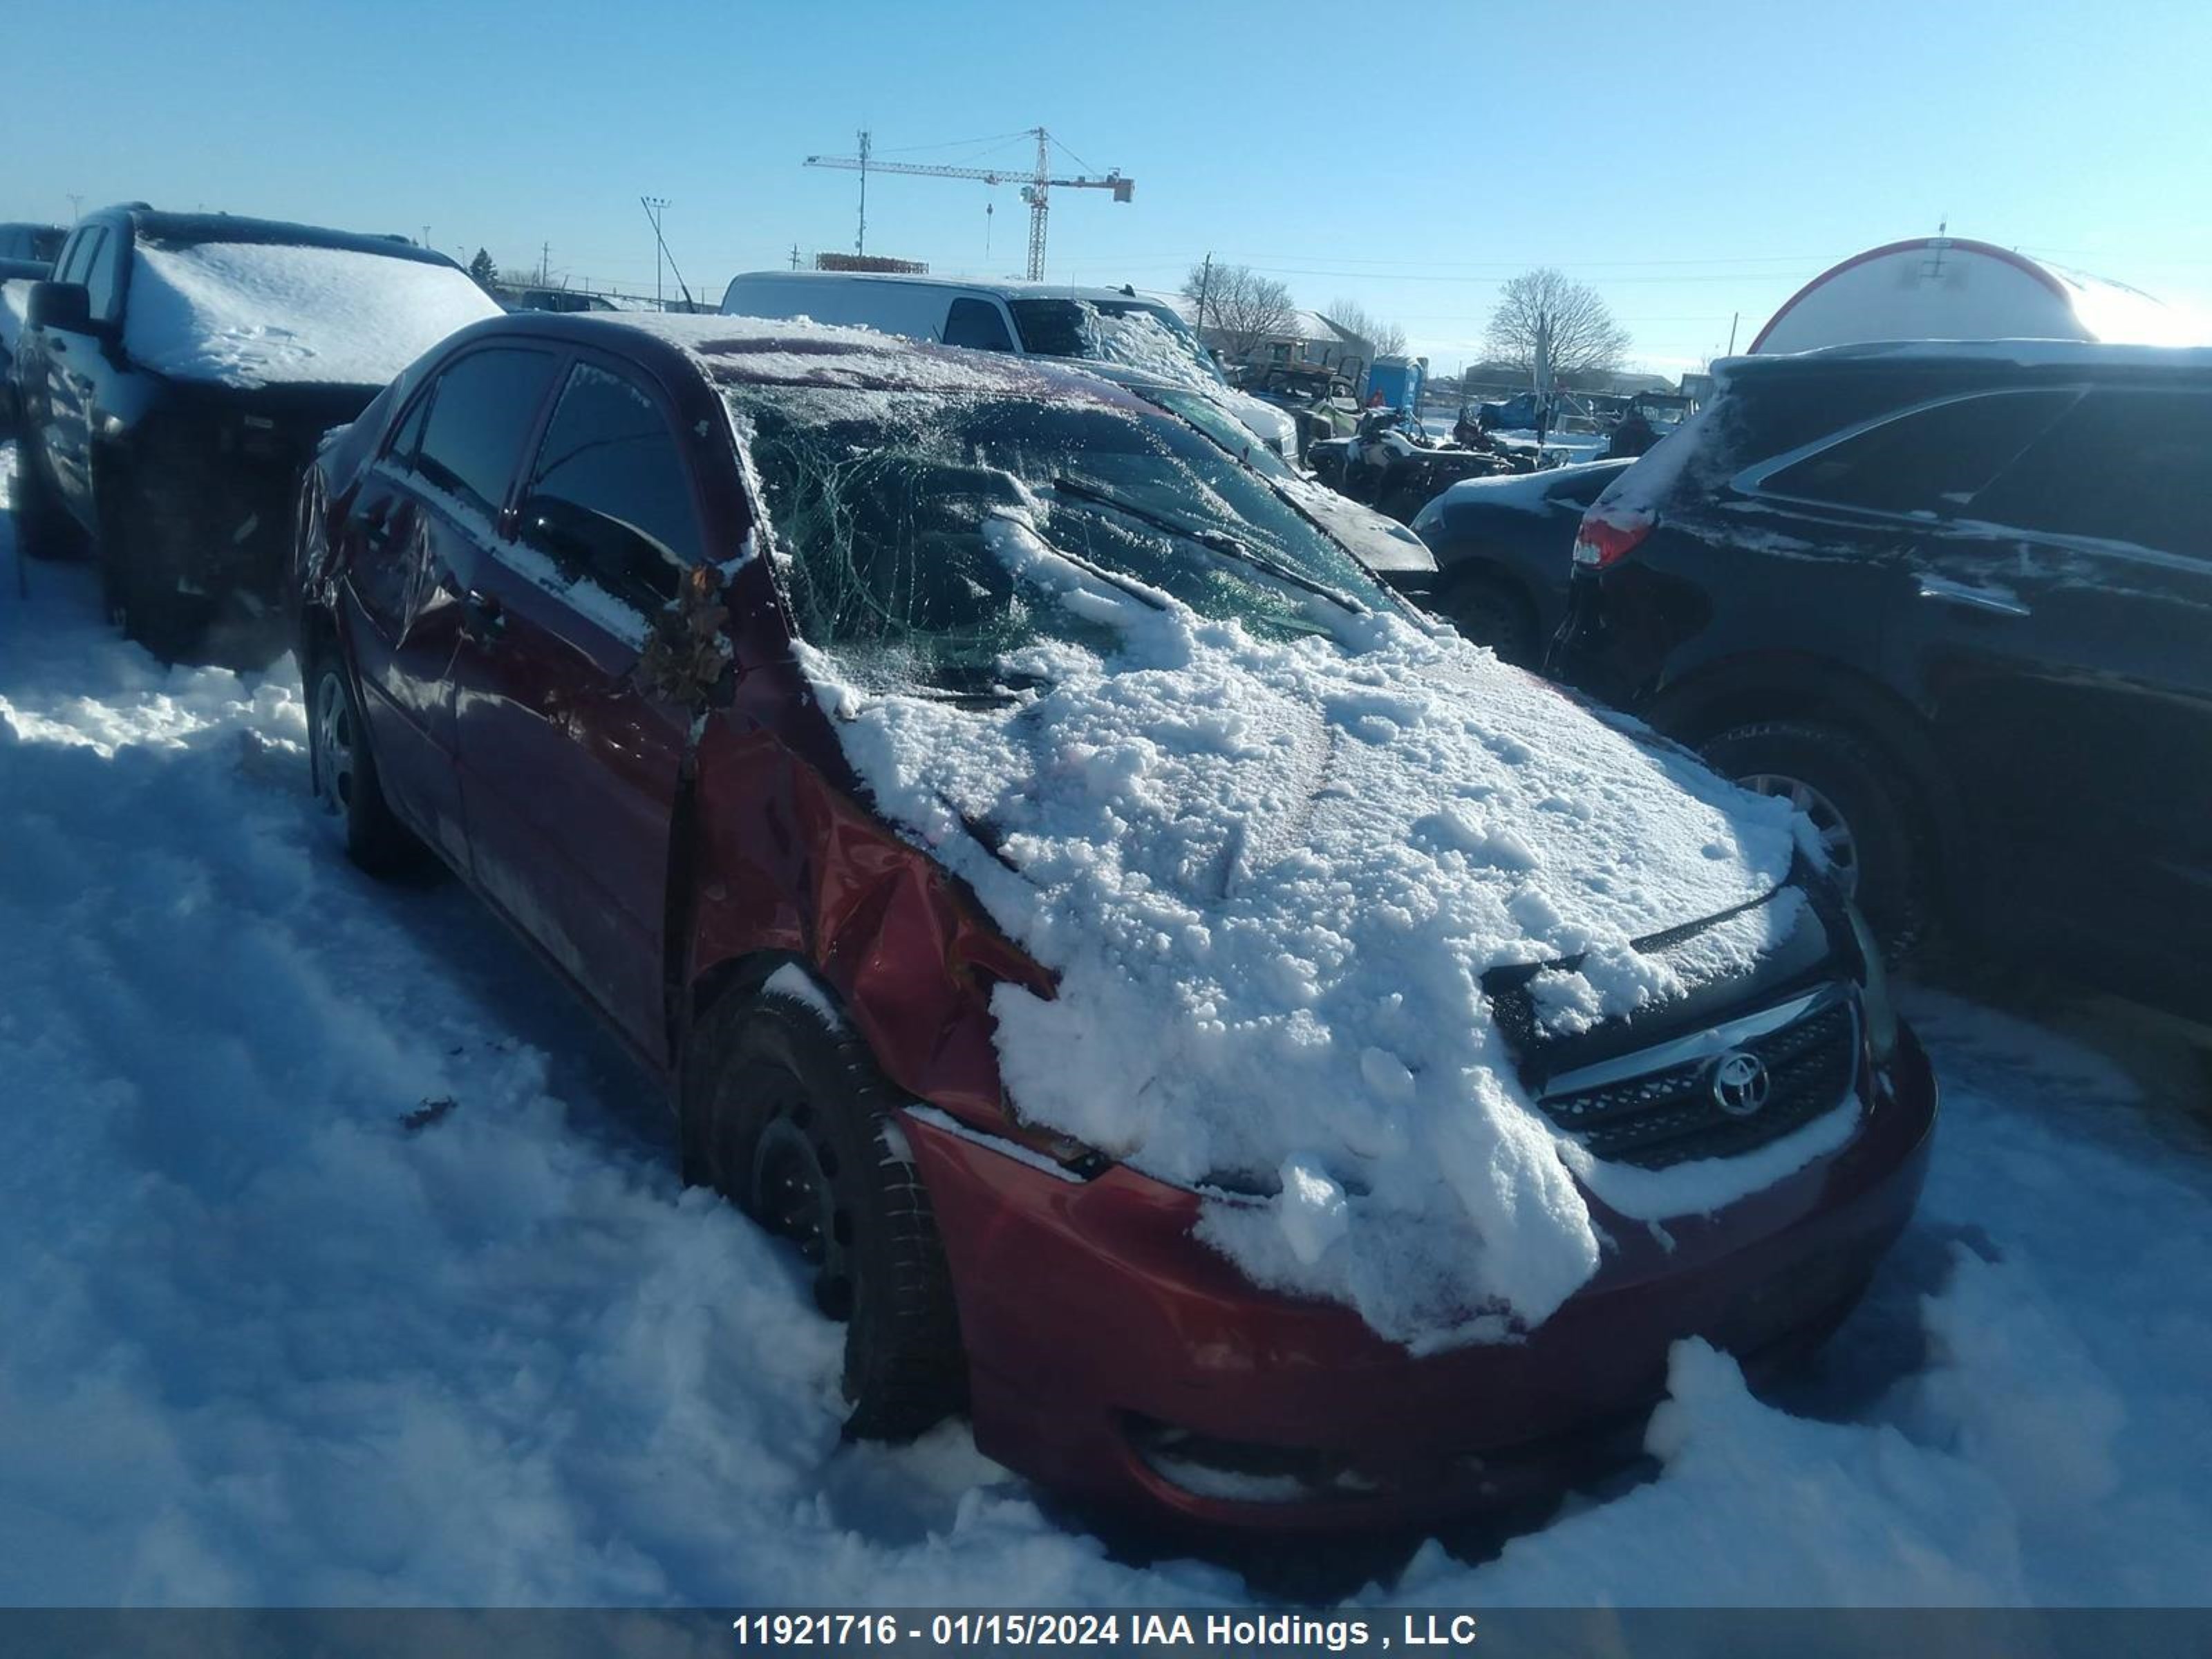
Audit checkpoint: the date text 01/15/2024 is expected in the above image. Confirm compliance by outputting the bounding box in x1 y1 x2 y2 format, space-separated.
729 1613 1482 1651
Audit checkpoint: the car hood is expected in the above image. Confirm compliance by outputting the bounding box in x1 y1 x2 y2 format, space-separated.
1282 476 1437 574
800 547 1809 1350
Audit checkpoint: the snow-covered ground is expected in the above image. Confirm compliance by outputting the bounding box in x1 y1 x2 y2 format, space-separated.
4 440 2211 1606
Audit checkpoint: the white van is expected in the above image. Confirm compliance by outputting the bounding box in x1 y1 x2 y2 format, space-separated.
718 270 1300 461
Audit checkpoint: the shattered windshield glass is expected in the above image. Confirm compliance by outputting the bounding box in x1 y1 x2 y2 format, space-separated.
725 384 1389 693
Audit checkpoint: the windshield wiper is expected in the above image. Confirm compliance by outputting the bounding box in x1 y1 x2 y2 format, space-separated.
1050 475 1366 615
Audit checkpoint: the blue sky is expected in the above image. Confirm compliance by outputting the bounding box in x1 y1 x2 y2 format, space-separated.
9 0 2209 375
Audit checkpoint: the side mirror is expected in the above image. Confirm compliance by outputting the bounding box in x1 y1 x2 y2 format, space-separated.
27 281 94 335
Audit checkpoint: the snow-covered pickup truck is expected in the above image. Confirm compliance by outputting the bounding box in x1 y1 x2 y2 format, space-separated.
12 205 499 662
292 311 1935 1530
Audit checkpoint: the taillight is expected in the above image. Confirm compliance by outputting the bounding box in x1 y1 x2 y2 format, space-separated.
1572 509 1651 570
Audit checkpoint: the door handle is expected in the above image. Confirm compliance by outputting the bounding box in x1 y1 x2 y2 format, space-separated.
1916 575 2030 618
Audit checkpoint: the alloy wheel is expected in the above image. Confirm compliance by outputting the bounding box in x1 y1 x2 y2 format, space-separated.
1738 771 1859 895
312 671 356 830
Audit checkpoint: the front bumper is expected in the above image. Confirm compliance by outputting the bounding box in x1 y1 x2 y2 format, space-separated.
901 1024 1936 1533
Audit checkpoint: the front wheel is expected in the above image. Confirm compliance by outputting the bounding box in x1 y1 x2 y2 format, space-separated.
1698 719 1931 956
12 446 83 563
684 988 965 1441
306 648 415 874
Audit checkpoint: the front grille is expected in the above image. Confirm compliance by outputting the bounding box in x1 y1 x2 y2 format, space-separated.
1539 995 1859 1170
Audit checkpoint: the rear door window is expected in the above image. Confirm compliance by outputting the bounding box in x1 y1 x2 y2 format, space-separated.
1759 388 2077 517
942 297 1015 352
1970 389 2212 559
517 361 702 610
410 347 561 521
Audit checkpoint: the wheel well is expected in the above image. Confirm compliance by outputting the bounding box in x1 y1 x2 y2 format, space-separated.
1437 558 1533 608
1646 656 1963 890
297 603 339 675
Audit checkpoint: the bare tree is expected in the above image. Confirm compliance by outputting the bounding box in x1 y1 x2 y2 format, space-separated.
1324 298 1407 359
1183 262 1297 362
1482 268 1632 382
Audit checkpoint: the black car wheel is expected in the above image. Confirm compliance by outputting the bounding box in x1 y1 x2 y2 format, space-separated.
1699 720 1931 956
306 648 415 874
1441 570 1540 667
12 448 82 563
684 986 964 1441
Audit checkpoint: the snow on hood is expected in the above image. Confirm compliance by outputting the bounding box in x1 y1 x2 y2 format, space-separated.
123 241 503 389
797 516 1807 1349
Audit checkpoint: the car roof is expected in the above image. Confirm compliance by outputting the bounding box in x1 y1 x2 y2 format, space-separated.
90 205 462 270
1718 337 2212 386
455 310 1154 407
723 270 1168 306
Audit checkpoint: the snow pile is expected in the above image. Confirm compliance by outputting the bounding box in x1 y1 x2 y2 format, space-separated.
124 241 502 388
0 449 1204 1607
801 509 1804 1346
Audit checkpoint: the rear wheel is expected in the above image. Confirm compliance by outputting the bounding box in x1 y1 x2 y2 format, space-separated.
1440 570 1540 667
1698 719 1931 956
684 986 965 1441
306 646 415 874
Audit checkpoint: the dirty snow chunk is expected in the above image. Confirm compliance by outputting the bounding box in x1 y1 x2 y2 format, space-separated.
124 242 500 388
802 522 1801 1347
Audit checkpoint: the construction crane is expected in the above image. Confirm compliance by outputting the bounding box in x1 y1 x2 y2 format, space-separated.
803 127 1133 283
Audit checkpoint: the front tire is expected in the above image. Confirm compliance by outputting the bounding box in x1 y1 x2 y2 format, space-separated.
306 646 415 874
1698 719 1931 955
1440 569 1540 667
684 987 965 1441
12 447 82 563
94 462 206 660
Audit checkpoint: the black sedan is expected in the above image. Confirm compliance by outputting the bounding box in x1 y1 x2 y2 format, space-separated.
1408 459 1627 666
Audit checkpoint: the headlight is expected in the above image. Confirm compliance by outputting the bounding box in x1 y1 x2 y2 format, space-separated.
1844 902 1898 1065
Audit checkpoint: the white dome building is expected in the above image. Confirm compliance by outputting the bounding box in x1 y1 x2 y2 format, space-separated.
1750 236 2202 354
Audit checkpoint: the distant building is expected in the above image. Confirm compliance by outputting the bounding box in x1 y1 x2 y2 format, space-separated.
1145 293 1373 388
1752 236 2202 353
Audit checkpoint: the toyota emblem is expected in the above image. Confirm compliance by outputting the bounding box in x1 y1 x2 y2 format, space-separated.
1709 1050 1771 1117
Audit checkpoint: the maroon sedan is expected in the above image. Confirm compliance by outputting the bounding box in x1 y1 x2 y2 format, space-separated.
292 312 1936 1530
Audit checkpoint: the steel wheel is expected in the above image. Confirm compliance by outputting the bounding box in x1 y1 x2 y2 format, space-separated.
1738 770 1859 894
749 1103 855 1321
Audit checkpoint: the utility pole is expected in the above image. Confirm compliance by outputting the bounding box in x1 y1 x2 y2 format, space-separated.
540 241 550 285
789 243 801 271
421 225 431 250
1193 252 1215 344
66 193 83 222
641 196 671 309
1725 311 1739 356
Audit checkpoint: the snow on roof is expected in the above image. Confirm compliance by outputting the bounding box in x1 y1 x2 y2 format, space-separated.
1142 290 1357 350
1752 238 2208 355
124 240 503 389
